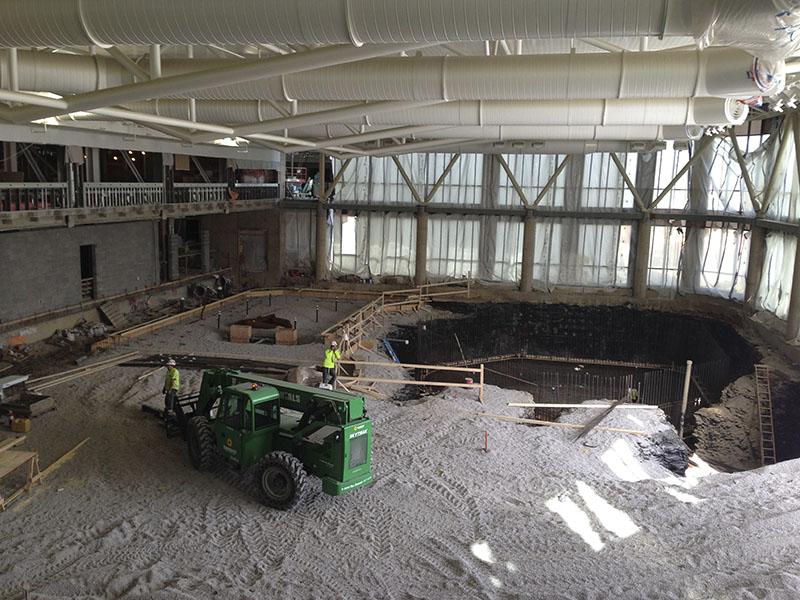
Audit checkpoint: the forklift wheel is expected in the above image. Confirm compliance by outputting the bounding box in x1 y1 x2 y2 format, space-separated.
187 416 215 471
258 452 308 510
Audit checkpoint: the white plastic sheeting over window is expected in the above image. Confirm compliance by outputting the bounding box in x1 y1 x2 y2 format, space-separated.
653 142 691 210
756 232 796 320
426 154 484 204
581 153 638 208
648 222 749 300
497 154 567 207
427 215 481 279
528 220 631 289
330 212 416 279
321 135 790 313
282 209 315 271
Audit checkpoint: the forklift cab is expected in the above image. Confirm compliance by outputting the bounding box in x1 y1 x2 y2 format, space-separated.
213 383 280 468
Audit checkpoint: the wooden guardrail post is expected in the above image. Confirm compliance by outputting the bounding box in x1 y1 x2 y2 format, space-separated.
479 363 485 404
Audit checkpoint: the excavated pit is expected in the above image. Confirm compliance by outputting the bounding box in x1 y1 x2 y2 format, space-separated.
389 302 781 468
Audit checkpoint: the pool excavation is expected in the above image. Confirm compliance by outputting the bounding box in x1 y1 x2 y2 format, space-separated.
384 301 779 470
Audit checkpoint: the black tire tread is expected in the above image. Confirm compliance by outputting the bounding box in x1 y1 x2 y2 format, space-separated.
258 451 309 510
187 416 215 471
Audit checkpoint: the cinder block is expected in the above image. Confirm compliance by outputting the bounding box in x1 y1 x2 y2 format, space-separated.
276 326 298 346
229 324 252 343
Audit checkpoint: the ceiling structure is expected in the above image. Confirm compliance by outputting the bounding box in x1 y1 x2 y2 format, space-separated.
0 0 797 158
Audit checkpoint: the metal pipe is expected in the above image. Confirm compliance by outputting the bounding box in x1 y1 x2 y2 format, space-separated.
7 47 18 91
679 359 693 438
149 44 162 79
6 43 427 124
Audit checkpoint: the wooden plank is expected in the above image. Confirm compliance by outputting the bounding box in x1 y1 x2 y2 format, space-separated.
507 403 659 409
98 302 124 328
469 412 645 436
0 436 26 454
40 438 90 479
29 351 140 383
339 360 481 373
0 450 37 480
338 376 481 389
573 398 625 442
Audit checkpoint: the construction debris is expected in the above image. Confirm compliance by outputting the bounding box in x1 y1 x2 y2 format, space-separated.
27 351 140 392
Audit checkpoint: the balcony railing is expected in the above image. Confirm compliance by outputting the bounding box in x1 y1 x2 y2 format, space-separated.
83 182 164 208
0 183 70 211
0 182 280 212
174 182 228 203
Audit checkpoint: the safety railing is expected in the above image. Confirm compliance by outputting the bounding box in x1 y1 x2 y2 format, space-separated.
1 181 282 212
233 182 280 200
320 279 473 356
0 183 70 211
82 182 164 208
174 183 228 203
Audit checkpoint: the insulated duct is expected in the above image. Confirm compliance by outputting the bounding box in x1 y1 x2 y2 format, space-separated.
0 48 784 102
0 1 797 60
122 98 748 128
360 140 668 157
289 124 696 142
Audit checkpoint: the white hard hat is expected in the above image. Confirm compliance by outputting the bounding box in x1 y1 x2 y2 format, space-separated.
330 341 338 347
166 359 177 367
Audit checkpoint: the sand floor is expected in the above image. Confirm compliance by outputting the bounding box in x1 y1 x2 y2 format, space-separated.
1 299 799 599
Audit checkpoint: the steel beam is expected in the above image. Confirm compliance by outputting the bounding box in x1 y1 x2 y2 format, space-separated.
650 136 712 210
424 153 461 203
728 128 760 214
496 154 529 207
391 156 423 204
532 156 570 207
7 43 426 124
609 151 646 212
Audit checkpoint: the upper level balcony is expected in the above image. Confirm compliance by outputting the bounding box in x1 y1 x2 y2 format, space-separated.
0 181 281 231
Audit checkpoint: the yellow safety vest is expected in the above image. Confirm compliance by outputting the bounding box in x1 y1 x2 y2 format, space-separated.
164 368 180 392
323 348 341 369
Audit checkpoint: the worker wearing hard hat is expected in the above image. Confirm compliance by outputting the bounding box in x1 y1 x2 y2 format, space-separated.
163 359 180 416
322 340 342 386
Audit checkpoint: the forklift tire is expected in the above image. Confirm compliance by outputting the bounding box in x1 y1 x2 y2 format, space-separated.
187 416 215 471
258 451 309 510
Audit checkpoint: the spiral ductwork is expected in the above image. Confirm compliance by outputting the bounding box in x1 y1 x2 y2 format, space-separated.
1 48 783 102
0 1 796 60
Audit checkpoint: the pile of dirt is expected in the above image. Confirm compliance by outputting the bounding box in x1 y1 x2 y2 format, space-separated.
693 375 760 471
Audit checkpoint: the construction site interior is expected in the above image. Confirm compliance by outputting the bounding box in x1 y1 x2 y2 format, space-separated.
2 2 800 599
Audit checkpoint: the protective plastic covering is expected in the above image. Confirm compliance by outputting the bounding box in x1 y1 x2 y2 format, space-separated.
757 233 797 319
330 212 416 279
282 209 315 272
529 220 631 290
324 128 794 313
686 1 800 63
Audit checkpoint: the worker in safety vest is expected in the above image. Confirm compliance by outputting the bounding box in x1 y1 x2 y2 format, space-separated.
163 359 180 415
322 340 343 386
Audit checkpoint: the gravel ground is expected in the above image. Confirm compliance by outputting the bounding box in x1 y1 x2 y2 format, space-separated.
0 297 798 599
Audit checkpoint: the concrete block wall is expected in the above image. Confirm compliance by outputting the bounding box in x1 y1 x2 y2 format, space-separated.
200 209 283 288
0 221 158 322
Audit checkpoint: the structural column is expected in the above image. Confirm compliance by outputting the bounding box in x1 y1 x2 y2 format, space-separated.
633 215 652 299
785 238 800 340
168 229 180 281
201 230 211 273
414 205 428 286
520 210 535 293
745 225 766 307
315 200 329 282
315 152 329 282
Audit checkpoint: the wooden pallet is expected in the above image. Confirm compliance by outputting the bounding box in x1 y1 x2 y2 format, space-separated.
754 364 776 465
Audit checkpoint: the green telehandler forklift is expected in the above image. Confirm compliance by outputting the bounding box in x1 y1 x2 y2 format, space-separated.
176 369 373 509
